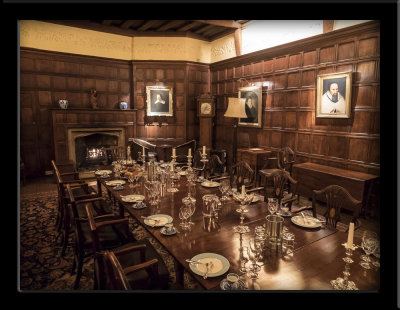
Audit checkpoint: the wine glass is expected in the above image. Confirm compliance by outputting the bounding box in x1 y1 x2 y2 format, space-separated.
128 173 135 189
168 170 180 193
182 196 196 226
232 192 254 233
359 230 378 269
247 239 262 279
179 205 191 230
268 198 279 215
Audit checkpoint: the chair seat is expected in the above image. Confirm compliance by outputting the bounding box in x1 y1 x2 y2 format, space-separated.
65 186 97 201
75 199 113 219
80 220 135 252
259 168 281 177
115 240 170 290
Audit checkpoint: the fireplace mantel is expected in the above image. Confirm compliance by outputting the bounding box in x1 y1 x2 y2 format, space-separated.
51 109 136 164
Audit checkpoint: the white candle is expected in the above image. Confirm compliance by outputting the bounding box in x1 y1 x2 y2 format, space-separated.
188 148 191 157
241 185 246 197
347 222 355 249
203 146 206 155
142 146 145 156
172 148 176 157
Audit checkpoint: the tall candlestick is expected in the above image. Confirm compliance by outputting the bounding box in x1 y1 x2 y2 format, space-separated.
241 185 246 197
203 146 206 155
173 148 176 157
188 148 191 157
346 222 354 249
142 146 145 156
170 162 174 172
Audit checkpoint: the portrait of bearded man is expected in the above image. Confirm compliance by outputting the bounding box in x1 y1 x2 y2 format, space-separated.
321 82 346 114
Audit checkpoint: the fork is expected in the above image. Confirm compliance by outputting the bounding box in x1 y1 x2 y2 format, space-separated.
203 262 213 279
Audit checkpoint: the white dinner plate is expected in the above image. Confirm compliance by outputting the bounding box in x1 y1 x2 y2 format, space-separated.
143 214 173 227
291 215 321 228
121 194 145 203
105 180 126 186
189 253 230 278
95 170 112 175
201 181 220 188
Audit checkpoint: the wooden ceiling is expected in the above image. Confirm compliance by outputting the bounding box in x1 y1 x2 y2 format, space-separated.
48 20 250 42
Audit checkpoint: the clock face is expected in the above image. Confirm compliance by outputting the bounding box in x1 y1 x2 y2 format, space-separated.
201 102 212 115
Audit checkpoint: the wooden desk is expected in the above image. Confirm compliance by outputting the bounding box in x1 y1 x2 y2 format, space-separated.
237 148 274 186
97 170 379 291
292 162 379 217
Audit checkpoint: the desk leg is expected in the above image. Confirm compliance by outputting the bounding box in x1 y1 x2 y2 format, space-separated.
175 261 184 287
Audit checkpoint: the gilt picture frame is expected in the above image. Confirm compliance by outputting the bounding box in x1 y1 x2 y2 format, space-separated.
146 85 173 117
238 86 262 128
316 72 352 118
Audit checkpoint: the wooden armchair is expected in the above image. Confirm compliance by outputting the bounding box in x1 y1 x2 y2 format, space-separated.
66 184 134 289
213 161 255 192
51 160 99 247
312 185 362 231
130 138 158 161
257 146 296 187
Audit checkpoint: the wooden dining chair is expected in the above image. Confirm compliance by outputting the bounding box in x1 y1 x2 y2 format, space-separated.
51 160 99 246
84 205 170 290
312 185 362 230
95 247 170 290
66 184 134 289
101 146 126 164
257 146 296 187
213 160 255 192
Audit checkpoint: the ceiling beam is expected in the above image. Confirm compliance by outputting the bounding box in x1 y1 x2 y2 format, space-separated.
176 21 201 32
120 20 137 29
137 20 162 31
323 20 335 33
194 24 214 34
101 20 114 26
156 20 186 32
234 28 242 56
192 20 241 29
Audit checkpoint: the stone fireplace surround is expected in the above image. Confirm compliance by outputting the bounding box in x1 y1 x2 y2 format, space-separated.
67 127 126 169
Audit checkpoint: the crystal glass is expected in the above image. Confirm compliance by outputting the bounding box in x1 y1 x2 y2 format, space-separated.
128 173 135 189
268 198 279 215
247 239 262 279
232 192 255 233
179 205 191 230
182 196 196 226
167 170 180 193
219 179 231 202
360 230 378 269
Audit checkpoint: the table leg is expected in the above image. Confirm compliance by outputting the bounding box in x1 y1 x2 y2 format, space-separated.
96 178 102 197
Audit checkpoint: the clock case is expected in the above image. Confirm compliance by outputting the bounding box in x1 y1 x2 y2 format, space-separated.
197 93 215 117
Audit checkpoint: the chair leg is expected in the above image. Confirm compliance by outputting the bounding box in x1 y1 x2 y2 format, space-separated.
73 255 84 289
61 207 70 256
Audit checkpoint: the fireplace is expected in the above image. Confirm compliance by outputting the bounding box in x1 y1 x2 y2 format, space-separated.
67 127 126 171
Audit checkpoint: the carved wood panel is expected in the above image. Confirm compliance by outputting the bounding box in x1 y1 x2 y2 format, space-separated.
210 22 380 174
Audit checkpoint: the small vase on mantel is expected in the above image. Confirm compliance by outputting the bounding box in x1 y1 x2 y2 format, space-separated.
119 101 128 110
58 99 69 109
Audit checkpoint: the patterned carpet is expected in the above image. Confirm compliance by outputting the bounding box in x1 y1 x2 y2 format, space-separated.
19 190 201 291
19 191 378 291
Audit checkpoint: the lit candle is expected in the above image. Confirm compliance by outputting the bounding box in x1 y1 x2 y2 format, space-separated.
241 185 246 197
346 222 354 249
142 146 145 156
203 146 206 155
188 148 191 157
172 148 176 157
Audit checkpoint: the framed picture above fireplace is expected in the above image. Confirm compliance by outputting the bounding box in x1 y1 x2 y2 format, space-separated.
146 85 173 117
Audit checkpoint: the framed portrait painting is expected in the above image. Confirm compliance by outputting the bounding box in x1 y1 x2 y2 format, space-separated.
146 85 173 117
238 86 262 128
316 72 352 118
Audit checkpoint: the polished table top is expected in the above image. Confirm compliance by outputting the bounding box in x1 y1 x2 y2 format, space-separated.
96 170 380 291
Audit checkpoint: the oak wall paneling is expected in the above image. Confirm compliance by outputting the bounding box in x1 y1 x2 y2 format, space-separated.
210 21 380 176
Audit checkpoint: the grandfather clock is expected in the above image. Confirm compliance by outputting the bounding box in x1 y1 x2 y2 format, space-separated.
197 93 215 150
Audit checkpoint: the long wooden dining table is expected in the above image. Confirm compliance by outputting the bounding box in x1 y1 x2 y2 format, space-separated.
96 169 380 291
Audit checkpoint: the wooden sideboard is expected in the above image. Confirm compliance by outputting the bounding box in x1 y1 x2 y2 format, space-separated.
237 148 275 185
292 162 379 217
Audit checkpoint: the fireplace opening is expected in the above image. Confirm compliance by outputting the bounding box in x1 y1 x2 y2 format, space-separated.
75 133 119 170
